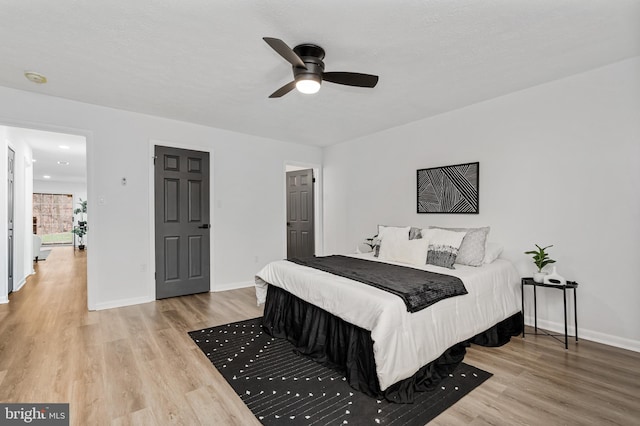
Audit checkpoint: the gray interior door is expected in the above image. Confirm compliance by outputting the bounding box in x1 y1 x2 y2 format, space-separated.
154 146 210 299
286 169 314 259
7 148 15 294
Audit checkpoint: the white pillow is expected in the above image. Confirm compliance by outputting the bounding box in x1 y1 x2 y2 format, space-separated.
378 225 411 240
379 234 430 266
374 225 411 257
420 228 467 269
483 242 504 264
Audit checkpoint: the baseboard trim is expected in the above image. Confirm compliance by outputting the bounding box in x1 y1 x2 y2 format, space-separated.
212 280 254 292
524 315 640 353
0 295 8 304
6 272 31 295
13 276 28 292
91 282 255 310
92 295 155 311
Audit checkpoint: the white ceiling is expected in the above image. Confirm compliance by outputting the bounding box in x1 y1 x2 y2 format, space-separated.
1 0 639 147
7 127 86 183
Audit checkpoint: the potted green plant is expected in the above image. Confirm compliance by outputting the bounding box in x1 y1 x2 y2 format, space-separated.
524 244 555 283
72 198 88 250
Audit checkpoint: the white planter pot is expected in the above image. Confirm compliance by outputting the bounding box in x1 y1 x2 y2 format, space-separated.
533 272 547 283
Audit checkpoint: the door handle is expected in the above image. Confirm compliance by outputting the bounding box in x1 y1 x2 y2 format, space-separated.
198 224 210 229
287 222 291 227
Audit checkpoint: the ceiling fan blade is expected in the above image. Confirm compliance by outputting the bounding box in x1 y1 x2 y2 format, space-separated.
322 72 379 88
269 81 297 98
263 37 307 69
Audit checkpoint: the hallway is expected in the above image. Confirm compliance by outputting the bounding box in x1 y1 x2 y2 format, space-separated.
0 247 263 425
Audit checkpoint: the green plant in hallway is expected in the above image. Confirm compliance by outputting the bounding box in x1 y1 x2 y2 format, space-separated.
73 198 88 250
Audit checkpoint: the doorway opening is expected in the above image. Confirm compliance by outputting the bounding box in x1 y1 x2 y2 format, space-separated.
7 147 15 293
1 124 87 299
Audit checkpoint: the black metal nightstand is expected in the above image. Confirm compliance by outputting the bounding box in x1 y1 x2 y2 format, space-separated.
521 277 578 349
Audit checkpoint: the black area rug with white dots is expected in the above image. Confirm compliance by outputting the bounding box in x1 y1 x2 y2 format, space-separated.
189 318 491 426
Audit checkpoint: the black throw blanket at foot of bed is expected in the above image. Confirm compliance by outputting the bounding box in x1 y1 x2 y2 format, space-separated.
262 284 522 404
288 255 467 312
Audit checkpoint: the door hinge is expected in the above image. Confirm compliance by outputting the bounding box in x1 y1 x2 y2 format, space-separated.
312 177 316 183
153 155 157 165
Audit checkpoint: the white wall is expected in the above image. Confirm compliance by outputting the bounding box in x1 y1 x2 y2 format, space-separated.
33 180 87 199
1 126 34 298
33 180 88 247
0 87 322 309
323 57 640 351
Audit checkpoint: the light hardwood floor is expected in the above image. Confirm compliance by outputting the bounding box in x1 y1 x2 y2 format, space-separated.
1 247 638 425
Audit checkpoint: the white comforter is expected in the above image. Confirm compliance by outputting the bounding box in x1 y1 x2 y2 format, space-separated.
255 253 521 391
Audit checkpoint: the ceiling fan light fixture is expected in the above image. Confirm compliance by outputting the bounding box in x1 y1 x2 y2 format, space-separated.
264 37 378 98
295 76 321 94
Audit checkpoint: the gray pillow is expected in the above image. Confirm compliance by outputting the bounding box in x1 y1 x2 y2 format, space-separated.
429 226 490 267
409 227 422 240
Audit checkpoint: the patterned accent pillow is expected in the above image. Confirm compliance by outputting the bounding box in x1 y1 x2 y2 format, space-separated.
430 226 490 267
420 228 467 269
373 225 418 257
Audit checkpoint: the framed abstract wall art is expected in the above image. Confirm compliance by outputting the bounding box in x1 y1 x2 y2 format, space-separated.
417 162 479 214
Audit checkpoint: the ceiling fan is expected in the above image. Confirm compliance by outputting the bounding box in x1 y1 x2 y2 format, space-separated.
263 37 379 98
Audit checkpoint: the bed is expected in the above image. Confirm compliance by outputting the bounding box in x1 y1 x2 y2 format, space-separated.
255 251 522 403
